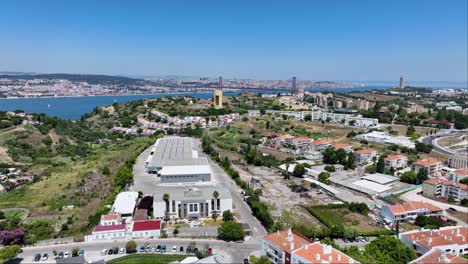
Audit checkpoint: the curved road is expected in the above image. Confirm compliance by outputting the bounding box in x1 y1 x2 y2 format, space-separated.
421 131 466 156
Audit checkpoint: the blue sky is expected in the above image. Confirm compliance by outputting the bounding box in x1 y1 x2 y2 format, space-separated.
0 0 467 81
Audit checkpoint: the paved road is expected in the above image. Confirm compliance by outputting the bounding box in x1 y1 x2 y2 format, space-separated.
130 145 158 195
17 238 260 263
421 132 466 156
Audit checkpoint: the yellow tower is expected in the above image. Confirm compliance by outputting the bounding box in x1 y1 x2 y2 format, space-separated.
213 76 223 109
213 89 223 109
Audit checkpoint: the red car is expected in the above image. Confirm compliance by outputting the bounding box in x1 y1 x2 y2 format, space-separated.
207 247 213 255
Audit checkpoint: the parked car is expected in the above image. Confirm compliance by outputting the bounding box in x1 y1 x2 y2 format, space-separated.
179 246 184 253
140 246 145 253
78 249 85 256
64 251 70 258
113 248 119 254
34 254 41 262
448 207 458 212
108 248 113 255
172 246 177 253
42 253 49 261
57 252 64 259
207 247 213 255
146 245 151 252
156 245 161 252
161 245 166 253
186 246 192 253
119 248 126 254
243 258 250 264
193 247 199 253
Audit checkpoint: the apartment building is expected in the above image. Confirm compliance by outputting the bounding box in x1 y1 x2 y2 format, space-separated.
333 143 354 152
310 139 332 152
399 226 468 256
275 134 296 146
292 137 312 149
409 249 467 264
423 177 468 202
384 155 408 169
449 168 468 183
262 229 359 264
412 158 442 176
448 155 468 169
380 201 443 224
354 148 378 164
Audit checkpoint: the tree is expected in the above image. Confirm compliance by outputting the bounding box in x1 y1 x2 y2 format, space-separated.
406 126 416 137
217 221 245 241
346 152 355 169
362 235 417 264
137 196 154 210
460 178 468 185
211 212 219 222
416 167 429 184
250 256 272 264
324 165 336 172
0 245 21 263
173 228 179 236
376 155 385 173
293 163 306 178
461 198 468 206
304 114 312 121
162 193 170 214
222 210 234 222
114 165 133 188
213 191 219 211
0 228 24 245
400 171 417 184
318 172 331 185
72 247 79 257
448 196 455 203
125 240 137 253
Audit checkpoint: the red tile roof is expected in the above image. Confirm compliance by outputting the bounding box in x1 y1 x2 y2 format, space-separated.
388 201 443 216
333 143 351 150
409 249 467 264
101 213 119 221
355 148 376 155
278 134 295 140
92 224 126 232
311 139 331 145
425 177 468 191
453 168 468 176
133 209 148 221
292 242 359 264
414 158 441 167
264 229 312 254
384 154 407 161
132 220 161 231
293 137 311 142
402 226 468 250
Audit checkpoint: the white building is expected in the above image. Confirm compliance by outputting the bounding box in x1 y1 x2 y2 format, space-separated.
380 201 443 224
409 249 467 264
91 224 127 241
423 177 468 202
153 186 233 220
130 220 161 238
354 148 378 164
354 131 415 148
112 192 139 218
310 139 331 152
412 158 443 176
333 143 354 152
384 155 408 169
448 155 468 169
99 213 121 226
291 242 358 264
449 168 468 182
399 226 468 256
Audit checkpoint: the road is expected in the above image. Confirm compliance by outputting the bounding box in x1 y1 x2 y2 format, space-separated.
400 187 468 224
421 131 467 156
16 238 260 263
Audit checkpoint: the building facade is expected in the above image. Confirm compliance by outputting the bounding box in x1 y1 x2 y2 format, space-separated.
384 155 408 169
354 148 378 164
423 178 468 202
412 158 442 176
448 155 468 169
380 201 443 224
449 168 468 183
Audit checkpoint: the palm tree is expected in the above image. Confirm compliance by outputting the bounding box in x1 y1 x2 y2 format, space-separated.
163 193 170 213
212 191 219 211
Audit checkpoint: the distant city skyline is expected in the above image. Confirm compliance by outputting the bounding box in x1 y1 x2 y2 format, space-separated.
0 0 467 82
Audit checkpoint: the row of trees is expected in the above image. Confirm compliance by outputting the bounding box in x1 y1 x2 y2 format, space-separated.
399 168 428 184
322 147 355 169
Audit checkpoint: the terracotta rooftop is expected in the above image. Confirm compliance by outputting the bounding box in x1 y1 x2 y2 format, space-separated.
311 139 331 145
388 201 443 215
453 168 468 176
101 213 119 221
293 137 311 142
384 154 407 161
333 143 351 150
414 158 441 167
263 229 312 254
292 242 359 264
278 134 295 140
425 177 468 191
401 226 468 250
355 148 376 155
409 249 467 264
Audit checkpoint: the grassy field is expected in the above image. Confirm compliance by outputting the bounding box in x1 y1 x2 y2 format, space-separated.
307 206 381 232
107 254 189 264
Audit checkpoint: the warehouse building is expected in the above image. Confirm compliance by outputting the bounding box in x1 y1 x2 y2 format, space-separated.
145 137 212 184
153 186 233 220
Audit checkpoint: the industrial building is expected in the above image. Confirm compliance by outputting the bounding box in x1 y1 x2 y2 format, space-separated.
145 137 212 184
112 191 139 218
153 185 233 220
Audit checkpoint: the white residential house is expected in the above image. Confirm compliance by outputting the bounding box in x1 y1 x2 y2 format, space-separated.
130 220 161 238
384 155 408 169
354 148 378 164
99 213 121 226
310 139 331 152
412 158 442 176
449 168 468 182
91 224 127 241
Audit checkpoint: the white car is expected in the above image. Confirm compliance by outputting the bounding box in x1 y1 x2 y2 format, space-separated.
64 251 70 258
119 248 126 254
172 246 177 253
101 249 108 256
